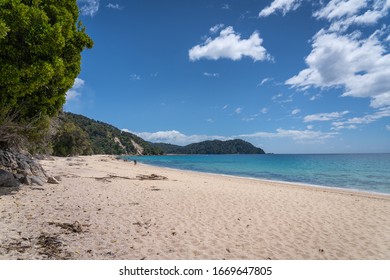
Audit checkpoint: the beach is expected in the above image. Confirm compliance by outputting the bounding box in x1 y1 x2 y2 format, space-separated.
0 155 389 260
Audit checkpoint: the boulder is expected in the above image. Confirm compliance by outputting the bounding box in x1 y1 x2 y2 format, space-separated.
0 149 47 187
0 169 20 188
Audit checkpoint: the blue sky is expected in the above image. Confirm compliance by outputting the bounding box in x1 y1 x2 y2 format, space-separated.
66 0 390 153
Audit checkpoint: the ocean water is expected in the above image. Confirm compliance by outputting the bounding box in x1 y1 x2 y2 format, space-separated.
122 154 390 195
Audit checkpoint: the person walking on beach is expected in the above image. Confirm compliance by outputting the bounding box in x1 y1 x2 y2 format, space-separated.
134 160 137 165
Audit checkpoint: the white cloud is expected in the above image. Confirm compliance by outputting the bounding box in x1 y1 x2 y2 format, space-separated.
304 111 349 122
77 0 99 17
242 117 255 122
259 0 302 17
309 93 322 101
291 109 301 115
240 128 338 142
203 72 220 77
314 0 368 20
125 130 229 146
222 4 231 10
130 74 141 81
332 107 390 129
261 107 269 114
286 29 390 108
386 124 390 131
125 128 338 146
272 93 283 100
106 3 123 10
235 107 243 114
258 77 272 86
210 24 225 34
314 0 390 32
189 26 271 62
222 104 229 110
66 78 85 101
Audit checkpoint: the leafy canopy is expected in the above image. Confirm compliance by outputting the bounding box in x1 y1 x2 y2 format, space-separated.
0 0 93 123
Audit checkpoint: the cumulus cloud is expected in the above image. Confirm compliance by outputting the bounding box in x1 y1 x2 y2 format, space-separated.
189 26 271 62
286 30 390 108
259 0 302 17
77 0 100 17
303 111 349 122
66 78 85 101
124 130 229 146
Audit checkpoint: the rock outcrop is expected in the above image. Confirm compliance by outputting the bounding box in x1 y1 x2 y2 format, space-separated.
0 149 47 188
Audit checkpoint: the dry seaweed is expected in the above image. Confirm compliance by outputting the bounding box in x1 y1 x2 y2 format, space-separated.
136 174 167 181
0 238 32 254
48 221 87 233
36 233 71 260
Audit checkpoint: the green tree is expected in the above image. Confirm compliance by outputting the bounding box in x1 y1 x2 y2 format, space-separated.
0 0 93 147
0 19 9 39
52 121 92 156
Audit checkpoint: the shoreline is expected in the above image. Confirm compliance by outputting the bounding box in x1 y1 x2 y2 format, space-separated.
121 158 390 199
1 155 389 260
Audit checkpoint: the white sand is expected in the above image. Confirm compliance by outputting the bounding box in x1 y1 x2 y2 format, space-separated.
0 155 389 260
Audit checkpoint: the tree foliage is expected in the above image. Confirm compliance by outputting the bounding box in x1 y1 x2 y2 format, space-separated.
0 0 93 144
0 19 9 39
52 121 92 156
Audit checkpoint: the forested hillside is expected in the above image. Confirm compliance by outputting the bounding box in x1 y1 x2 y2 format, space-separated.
52 112 163 156
152 139 265 154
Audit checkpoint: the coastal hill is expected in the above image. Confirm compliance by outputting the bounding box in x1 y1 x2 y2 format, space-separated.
152 139 265 154
52 112 163 156
53 113 265 156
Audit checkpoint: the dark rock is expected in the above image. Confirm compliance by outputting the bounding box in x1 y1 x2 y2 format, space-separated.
0 149 47 187
13 173 24 182
0 169 20 188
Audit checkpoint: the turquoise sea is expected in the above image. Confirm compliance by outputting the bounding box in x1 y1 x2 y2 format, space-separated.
123 154 390 195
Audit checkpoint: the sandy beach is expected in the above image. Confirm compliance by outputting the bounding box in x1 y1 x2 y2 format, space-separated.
0 155 389 260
